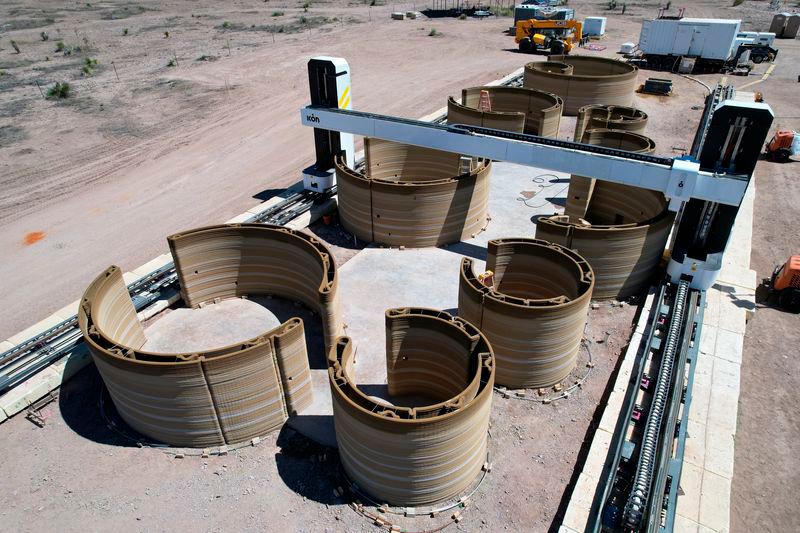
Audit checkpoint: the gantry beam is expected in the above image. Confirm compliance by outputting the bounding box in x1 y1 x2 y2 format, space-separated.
299 106 749 207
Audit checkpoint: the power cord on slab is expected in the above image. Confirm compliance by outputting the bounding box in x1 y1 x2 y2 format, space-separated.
517 173 569 209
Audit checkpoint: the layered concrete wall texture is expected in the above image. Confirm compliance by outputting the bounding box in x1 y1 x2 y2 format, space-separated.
573 104 648 142
524 56 638 115
459 238 593 388
537 129 673 300
447 86 563 137
328 308 494 506
79 224 341 447
335 138 492 247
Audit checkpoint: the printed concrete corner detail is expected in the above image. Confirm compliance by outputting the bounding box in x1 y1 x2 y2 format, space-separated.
459 238 593 388
327 308 494 506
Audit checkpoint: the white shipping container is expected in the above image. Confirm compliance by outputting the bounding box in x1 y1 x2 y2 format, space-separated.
639 18 742 61
584 17 607 36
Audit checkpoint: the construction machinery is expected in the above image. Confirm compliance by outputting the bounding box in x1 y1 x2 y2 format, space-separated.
767 256 800 312
515 18 582 54
299 59 773 530
764 130 796 162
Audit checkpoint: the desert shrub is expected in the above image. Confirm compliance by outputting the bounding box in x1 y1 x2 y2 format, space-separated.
47 81 71 99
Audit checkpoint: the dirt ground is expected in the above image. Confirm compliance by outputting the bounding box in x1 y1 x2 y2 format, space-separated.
1 0 799 531
728 39 800 533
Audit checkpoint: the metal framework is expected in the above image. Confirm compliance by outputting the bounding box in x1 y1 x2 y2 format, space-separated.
299 106 748 207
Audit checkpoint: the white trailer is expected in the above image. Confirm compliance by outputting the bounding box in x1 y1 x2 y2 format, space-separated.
638 17 742 72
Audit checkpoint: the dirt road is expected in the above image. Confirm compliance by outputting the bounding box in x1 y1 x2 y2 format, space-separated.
0 2 524 339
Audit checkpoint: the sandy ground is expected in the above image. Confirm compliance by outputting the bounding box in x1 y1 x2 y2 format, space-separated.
1 0 798 531
0 0 783 340
0 0 528 339
728 37 800 533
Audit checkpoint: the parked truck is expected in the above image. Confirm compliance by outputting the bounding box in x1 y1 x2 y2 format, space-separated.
635 16 778 73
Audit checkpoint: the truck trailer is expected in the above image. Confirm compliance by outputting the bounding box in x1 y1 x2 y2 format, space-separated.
636 17 777 73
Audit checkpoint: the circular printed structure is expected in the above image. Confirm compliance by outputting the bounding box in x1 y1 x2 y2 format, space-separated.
459 238 593 388
573 104 648 142
335 138 491 247
523 56 639 115
79 224 340 447
327 308 495 506
538 130 673 300
447 86 563 137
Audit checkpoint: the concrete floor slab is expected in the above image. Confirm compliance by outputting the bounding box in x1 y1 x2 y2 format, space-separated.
138 162 567 447
331 161 566 390
143 298 284 353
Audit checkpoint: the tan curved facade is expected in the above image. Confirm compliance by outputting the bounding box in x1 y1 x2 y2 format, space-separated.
447 86 563 137
447 96 526 134
328 308 494 506
573 104 648 142
565 129 657 221
335 139 491 247
458 238 593 389
79 224 341 447
537 129 673 300
523 56 638 115
536 213 673 301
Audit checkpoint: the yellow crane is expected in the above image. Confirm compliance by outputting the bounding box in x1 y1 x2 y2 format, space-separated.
515 19 583 54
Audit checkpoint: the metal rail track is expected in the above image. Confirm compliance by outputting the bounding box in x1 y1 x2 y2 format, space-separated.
590 279 703 532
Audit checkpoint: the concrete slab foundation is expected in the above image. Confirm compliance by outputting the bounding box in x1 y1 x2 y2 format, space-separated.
291 161 568 445
131 161 568 447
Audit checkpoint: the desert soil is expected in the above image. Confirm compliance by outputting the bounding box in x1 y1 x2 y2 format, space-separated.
1 0 798 532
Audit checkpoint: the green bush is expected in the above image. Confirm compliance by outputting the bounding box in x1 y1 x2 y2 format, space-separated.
272 11 284 16
428 28 438 36
47 81 71 99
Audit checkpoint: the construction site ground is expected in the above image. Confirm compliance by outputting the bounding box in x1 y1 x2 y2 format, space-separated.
1 1 798 532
